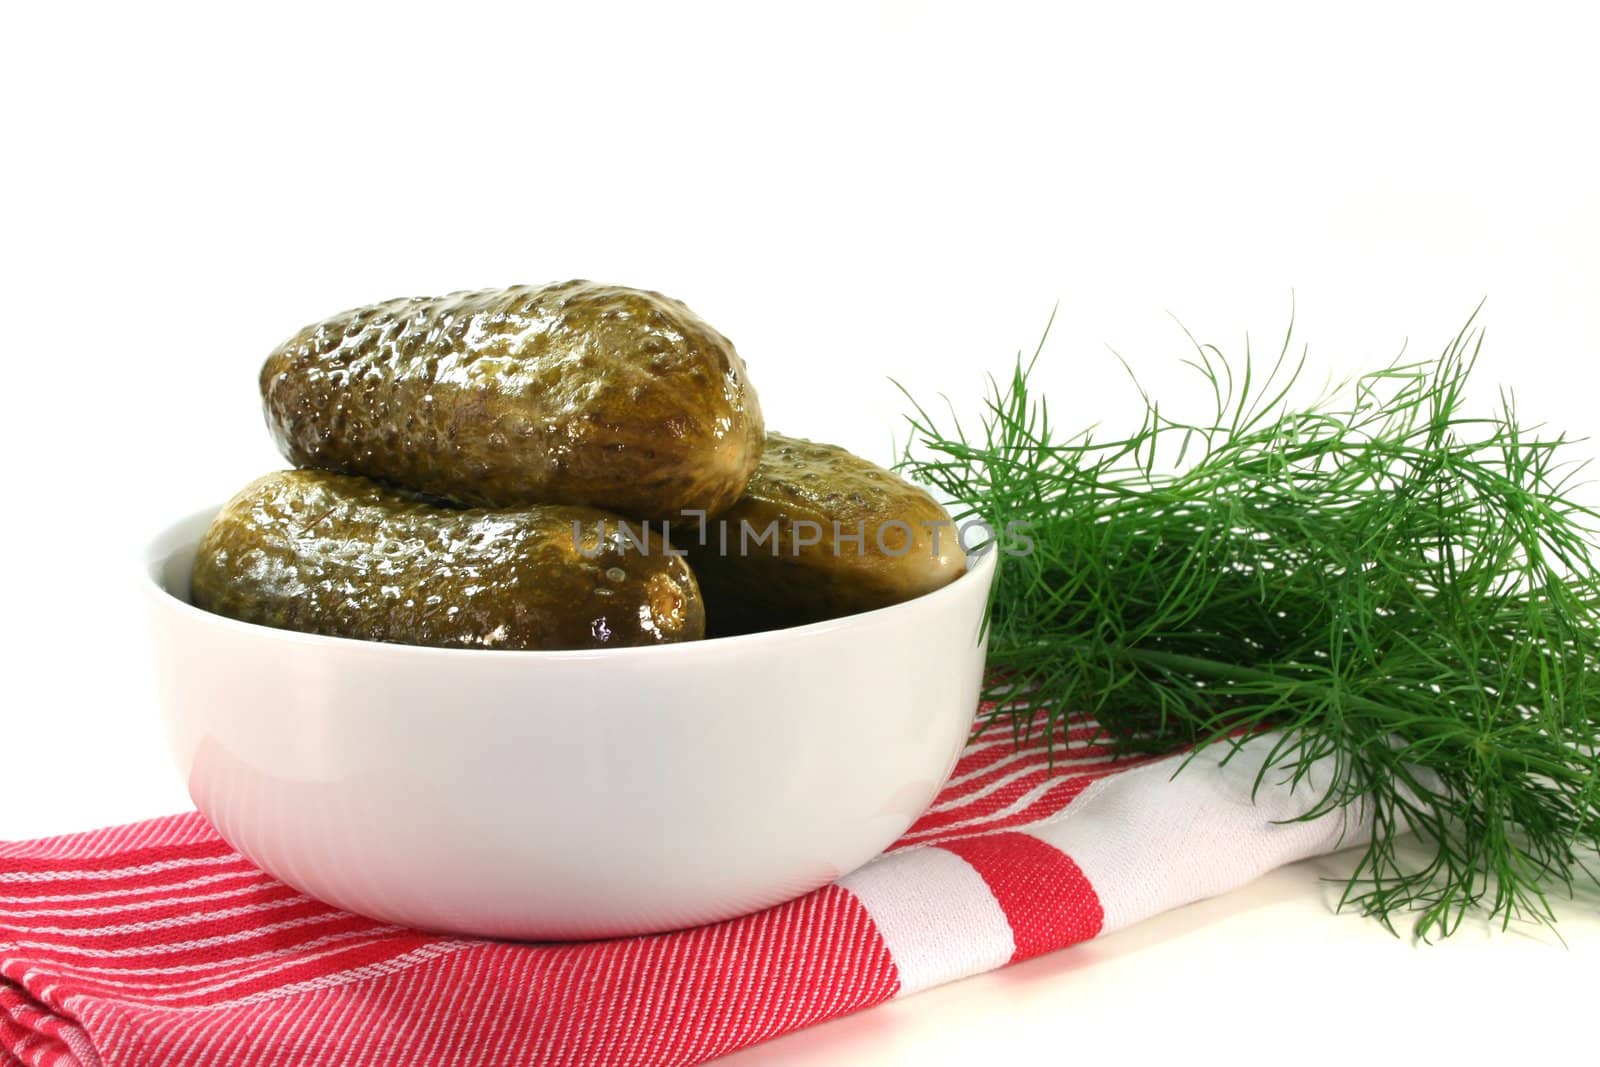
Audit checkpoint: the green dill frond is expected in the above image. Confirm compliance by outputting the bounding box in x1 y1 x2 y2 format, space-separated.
898 308 1600 938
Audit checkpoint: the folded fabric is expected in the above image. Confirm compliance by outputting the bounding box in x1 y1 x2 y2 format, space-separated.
1 710 1365 1067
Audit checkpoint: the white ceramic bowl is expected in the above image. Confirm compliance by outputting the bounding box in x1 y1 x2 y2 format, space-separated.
144 508 995 940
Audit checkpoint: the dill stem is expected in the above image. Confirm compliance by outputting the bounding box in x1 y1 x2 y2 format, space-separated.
1121 647 1592 785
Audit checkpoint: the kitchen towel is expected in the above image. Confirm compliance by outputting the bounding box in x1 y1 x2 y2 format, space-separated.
1 709 1368 1067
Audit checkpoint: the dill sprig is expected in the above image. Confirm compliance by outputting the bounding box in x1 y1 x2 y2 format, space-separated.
897 309 1600 939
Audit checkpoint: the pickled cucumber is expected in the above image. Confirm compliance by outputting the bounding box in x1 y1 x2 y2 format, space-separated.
191 470 704 650
260 281 764 518
682 434 966 634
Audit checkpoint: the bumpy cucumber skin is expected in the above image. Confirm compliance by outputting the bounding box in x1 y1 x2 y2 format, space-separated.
684 434 966 635
191 470 704 650
260 281 764 519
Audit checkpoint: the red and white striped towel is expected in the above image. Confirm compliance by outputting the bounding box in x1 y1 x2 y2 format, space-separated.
1 710 1365 1067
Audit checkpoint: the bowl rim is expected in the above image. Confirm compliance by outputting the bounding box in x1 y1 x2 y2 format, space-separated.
145 504 999 663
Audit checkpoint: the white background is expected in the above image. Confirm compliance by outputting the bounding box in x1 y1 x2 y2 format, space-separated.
3 0 1598 1060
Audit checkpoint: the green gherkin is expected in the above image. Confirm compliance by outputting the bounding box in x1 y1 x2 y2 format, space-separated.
192 470 704 650
683 434 966 635
260 281 764 519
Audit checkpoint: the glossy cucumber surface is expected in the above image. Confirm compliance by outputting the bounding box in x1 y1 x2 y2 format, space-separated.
260 281 764 518
191 470 705 650
684 434 966 635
